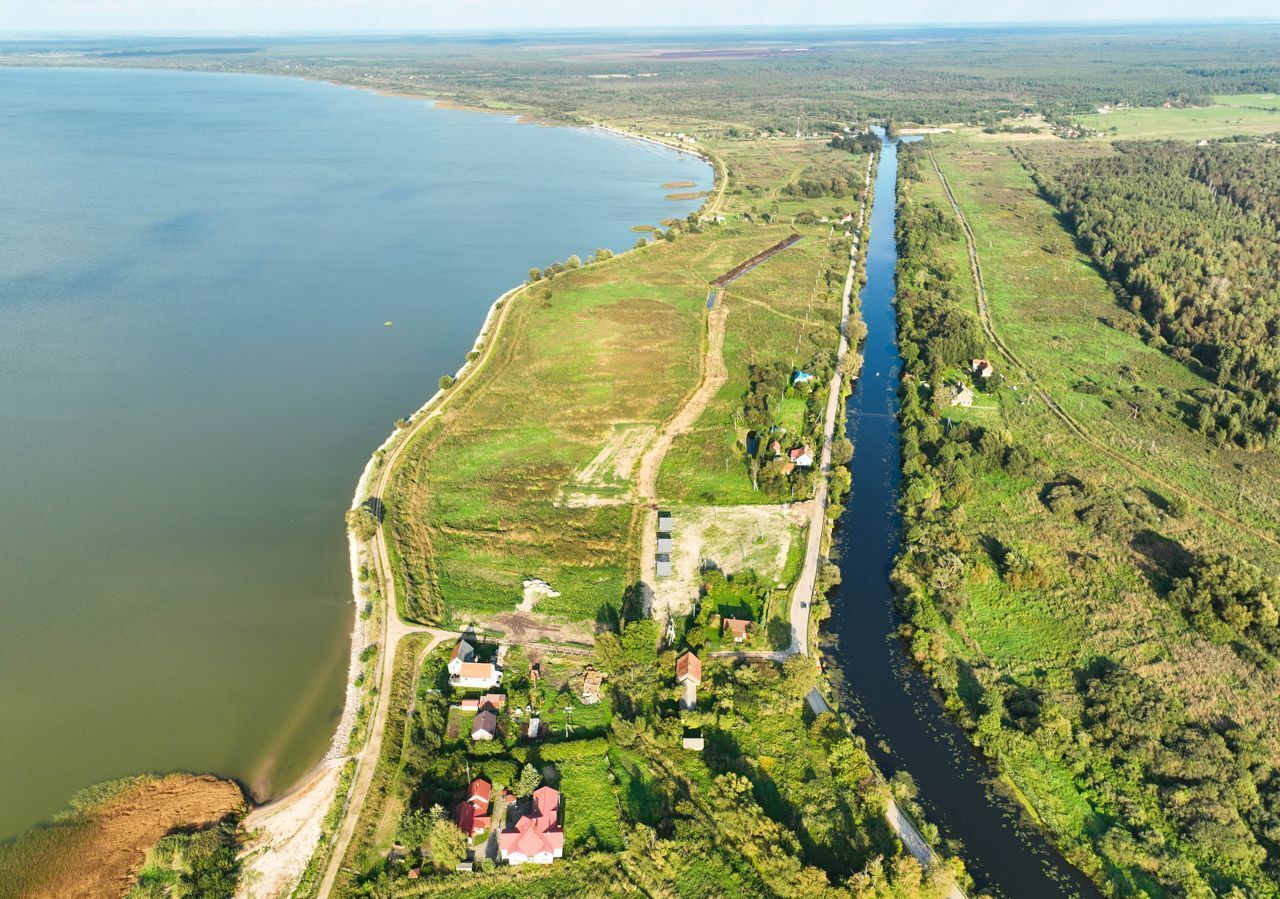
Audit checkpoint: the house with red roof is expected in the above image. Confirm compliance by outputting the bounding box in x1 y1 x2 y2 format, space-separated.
675 651 702 686
722 617 751 643
453 777 492 839
447 638 502 689
789 445 814 468
499 785 565 865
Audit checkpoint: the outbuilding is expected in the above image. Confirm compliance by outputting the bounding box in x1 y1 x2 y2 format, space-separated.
471 710 498 741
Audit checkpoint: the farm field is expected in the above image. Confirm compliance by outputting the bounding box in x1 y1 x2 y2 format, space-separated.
899 136 1280 894
1215 93 1280 110
1074 99 1280 140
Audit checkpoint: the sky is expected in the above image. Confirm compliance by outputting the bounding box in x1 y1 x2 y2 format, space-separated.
1 0 1276 36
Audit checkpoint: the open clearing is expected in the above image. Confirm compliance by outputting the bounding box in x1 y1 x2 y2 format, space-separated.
1075 101 1280 140
570 423 654 489
650 502 809 618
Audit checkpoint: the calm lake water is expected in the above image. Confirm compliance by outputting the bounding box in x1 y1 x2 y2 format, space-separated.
0 66 710 839
823 135 1102 898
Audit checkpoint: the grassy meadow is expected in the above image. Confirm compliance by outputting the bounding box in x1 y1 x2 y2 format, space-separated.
384 236 709 623
1075 98 1280 140
385 136 868 625
659 138 861 505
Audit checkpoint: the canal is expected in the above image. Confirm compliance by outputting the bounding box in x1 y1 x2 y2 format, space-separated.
821 133 1103 898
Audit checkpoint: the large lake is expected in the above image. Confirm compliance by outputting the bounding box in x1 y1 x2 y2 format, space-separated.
0 66 710 839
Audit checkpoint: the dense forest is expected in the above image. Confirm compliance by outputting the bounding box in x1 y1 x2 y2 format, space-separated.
1030 140 1280 447
891 144 1280 898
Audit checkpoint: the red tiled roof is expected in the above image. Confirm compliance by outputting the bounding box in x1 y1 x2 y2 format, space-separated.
456 661 497 680
723 618 750 639
675 651 702 684
533 786 560 816
454 800 491 837
499 788 564 859
467 777 491 807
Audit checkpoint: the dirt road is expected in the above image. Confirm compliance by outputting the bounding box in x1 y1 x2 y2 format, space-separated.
930 151 1279 552
635 302 729 617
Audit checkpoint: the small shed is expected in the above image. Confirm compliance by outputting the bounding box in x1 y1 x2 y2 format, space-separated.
682 728 705 751
580 667 605 705
675 651 702 686
657 511 673 531
656 553 672 577
657 532 673 553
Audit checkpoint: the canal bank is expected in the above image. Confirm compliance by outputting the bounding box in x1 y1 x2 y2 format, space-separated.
821 133 1103 899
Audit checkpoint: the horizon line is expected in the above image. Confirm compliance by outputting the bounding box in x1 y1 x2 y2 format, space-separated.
4 17 1280 41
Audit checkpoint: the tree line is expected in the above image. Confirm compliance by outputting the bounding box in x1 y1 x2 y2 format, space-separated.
1029 140 1280 448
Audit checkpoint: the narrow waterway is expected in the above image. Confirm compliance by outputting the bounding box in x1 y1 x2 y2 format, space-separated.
821 134 1103 898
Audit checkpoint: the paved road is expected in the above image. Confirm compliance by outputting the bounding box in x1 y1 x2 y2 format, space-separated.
786 152 874 656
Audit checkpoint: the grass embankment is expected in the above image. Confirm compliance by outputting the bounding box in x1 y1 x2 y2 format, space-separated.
331 633 435 893
384 136 870 628
0 774 244 899
895 137 1280 896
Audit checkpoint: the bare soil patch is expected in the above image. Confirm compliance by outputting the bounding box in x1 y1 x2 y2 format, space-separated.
573 424 655 488
652 503 811 617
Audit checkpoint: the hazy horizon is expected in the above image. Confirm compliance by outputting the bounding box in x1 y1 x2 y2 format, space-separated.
2 1 1277 38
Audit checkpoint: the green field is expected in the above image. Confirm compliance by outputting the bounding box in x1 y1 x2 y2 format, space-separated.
385 136 868 624
1215 92 1280 110
1075 101 1280 140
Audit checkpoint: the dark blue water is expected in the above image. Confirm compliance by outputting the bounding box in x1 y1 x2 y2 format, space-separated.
822 135 1102 898
0 66 710 839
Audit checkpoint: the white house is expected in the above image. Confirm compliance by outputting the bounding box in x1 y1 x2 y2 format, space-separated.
788 445 815 468
448 638 502 689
